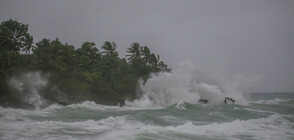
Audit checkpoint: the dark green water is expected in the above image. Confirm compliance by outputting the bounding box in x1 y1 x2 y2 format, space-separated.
0 93 294 140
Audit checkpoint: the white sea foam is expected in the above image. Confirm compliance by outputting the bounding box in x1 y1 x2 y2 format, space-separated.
59 101 121 111
0 114 144 140
174 101 187 110
126 61 248 108
1 104 293 140
243 108 276 114
162 114 294 140
42 101 161 113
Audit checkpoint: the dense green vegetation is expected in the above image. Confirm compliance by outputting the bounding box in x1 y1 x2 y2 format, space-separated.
0 19 170 108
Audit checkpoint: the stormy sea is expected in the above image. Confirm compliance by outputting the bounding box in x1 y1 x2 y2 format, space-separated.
1 64 294 140
0 93 293 140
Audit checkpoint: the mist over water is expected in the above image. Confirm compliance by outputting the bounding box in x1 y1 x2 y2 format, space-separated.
9 72 47 109
126 61 248 107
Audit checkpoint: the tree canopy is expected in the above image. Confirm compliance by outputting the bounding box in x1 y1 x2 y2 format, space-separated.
0 19 170 108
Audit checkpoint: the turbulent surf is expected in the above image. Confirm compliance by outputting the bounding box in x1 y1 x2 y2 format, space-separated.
1 94 294 140
1 63 294 140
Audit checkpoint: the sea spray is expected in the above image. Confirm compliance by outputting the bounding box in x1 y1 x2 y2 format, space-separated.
9 72 48 109
126 61 248 107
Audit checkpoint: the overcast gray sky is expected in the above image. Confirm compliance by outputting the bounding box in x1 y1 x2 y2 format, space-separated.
1 0 294 92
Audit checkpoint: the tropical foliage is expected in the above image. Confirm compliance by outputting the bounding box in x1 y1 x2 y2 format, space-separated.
0 19 170 108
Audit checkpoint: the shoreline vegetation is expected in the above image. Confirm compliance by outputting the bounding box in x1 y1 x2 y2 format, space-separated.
0 19 170 108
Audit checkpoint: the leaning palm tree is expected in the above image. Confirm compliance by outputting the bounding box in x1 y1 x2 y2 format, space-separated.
101 41 118 57
149 53 160 67
126 43 142 62
141 46 151 64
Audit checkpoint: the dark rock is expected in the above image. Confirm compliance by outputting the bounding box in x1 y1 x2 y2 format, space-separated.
199 99 208 104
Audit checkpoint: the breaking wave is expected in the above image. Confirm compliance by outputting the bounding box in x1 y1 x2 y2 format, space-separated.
126 61 248 107
1 102 293 140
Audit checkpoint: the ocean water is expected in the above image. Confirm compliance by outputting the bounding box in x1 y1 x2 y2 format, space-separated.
2 63 294 139
0 93 294 140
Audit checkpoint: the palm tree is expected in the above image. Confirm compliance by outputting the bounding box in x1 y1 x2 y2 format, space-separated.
141 46 151 64
101 41 118 57
149 53 160 67
101 41 119 88
149 53 170 72
126 43 142 62
22 33 34 60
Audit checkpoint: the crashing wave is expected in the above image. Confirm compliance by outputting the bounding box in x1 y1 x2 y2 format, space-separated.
126 61 248 108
